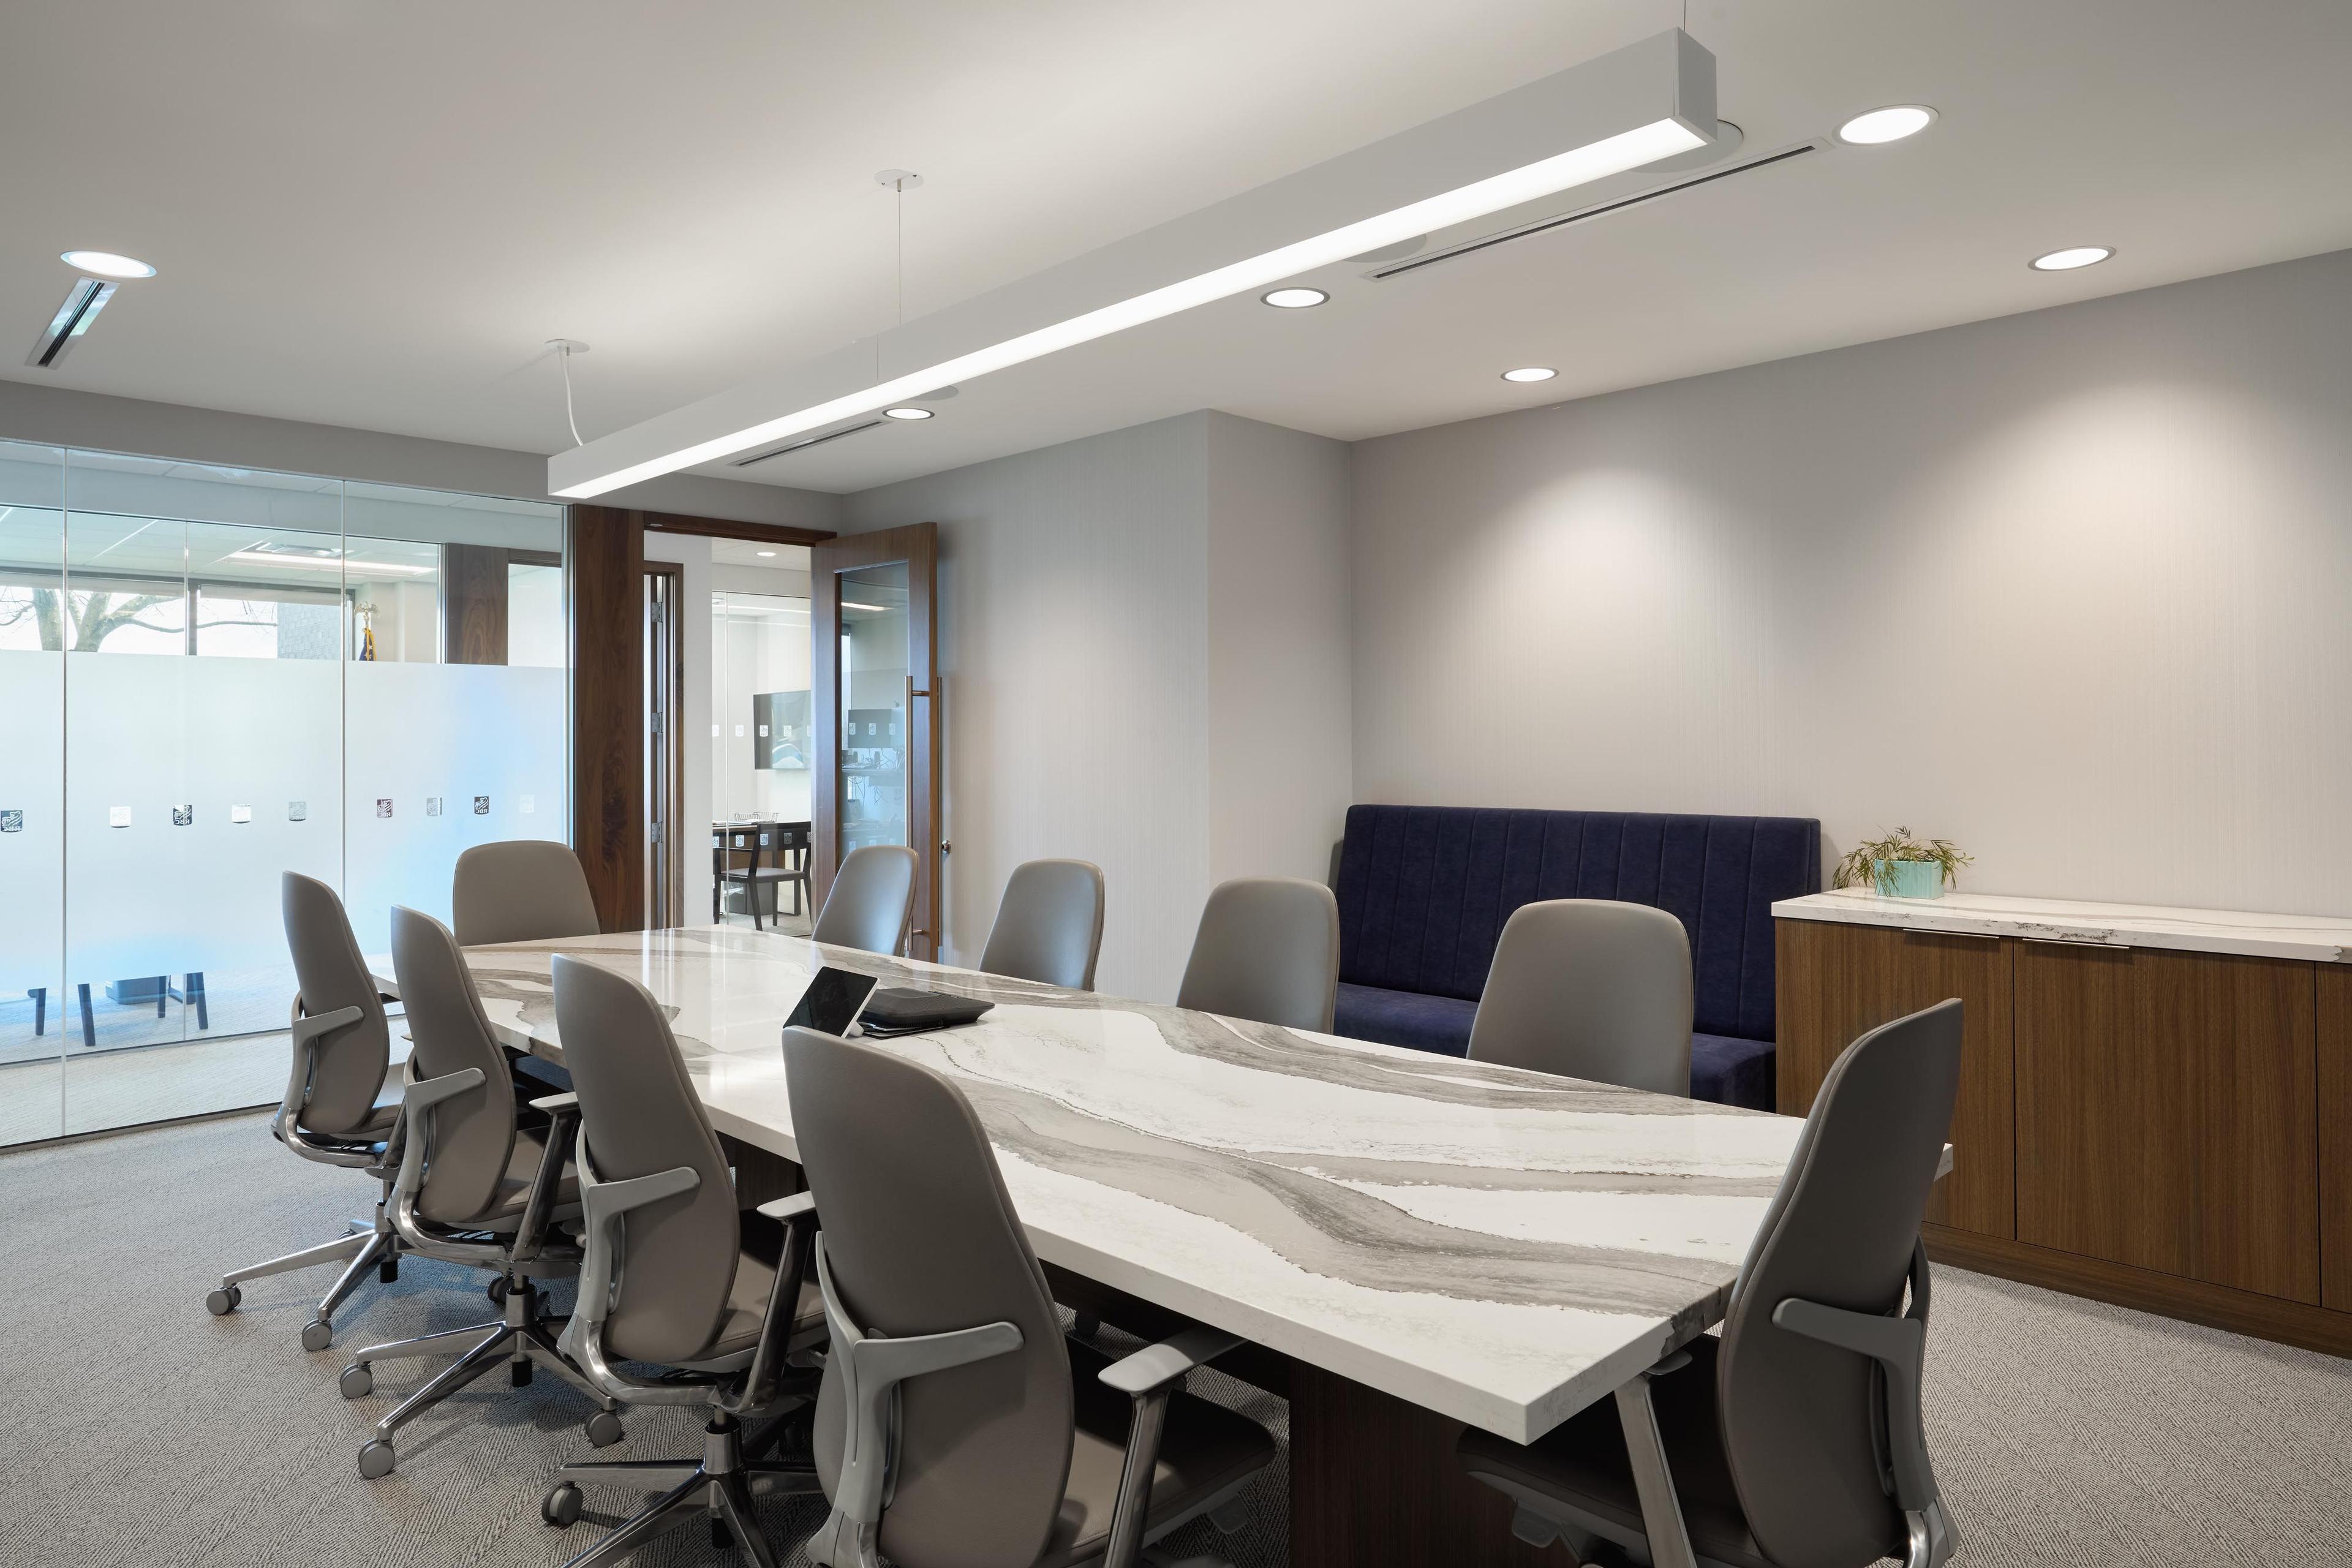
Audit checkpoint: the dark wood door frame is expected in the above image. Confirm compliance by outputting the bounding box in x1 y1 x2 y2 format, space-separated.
812 521 940 960
643 560 686 929
567 505 835 934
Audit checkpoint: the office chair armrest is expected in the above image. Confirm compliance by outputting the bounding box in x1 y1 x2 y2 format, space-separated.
274 1001 366 1133
808 1236 1022 1558
1098 1324 1244 1396
723 1191 823 1415
388 1065 488 1209
1095 1325 1246 1568
1770 1238 1937 1513
512 1098 582 1262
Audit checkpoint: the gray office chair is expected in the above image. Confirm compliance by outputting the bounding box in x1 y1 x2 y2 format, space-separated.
1175 876 1339 1033
538 954 831 1564
337 905 619 1479
784 1026 1275 1568
1467 899 1694 1096
206 872 405 1351
812 844 917 955
979 859 1106 990
1458 1000 1966 1568
453 839 602 946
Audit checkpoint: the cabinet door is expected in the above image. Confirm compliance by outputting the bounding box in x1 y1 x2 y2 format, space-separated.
1775 919 2015 1237
2015 944 2318 1302
2320 966 2352 1312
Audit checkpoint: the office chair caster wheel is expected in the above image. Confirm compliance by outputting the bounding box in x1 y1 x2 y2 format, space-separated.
710 1517 732 1550
357 1440 396 1479
300 1318 334 1352
340 1363 374 1400
584 1411 624 1447
486 1276 510 1306
541 1482 583 1528
510 1359 533 1388
379 1257 399 1284
205 1286 240 1316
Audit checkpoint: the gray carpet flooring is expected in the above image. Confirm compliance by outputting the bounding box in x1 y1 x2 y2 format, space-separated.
2 1114 2346 1567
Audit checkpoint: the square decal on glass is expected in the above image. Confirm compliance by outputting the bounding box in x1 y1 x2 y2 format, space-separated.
521 794 535 815
473 796 490 815
172 805 194 827
110 807 132 828
426 797 444 817
288 801 308 822
375 798 393 819
230 805 253 824
0 810 21 834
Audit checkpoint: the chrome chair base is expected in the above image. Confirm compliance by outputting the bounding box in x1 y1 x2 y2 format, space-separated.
342 1276 621 1477
208 1211 404 1351
543 1411 820 1568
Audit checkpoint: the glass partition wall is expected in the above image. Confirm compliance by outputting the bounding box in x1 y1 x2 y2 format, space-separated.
0 445 567 1146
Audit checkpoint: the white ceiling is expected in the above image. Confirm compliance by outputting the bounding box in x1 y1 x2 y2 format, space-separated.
5 0 2350 496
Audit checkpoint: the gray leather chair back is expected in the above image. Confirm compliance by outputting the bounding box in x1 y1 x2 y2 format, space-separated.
786 1027 1073 1568
1717 1000 1963 1566
1175 876 1339 1033
812 843 917 955
550 953 742 1365
978 859 1106 990
281 872 392 1136
389 907 520 1224
1466 899 1694 1095
451 839 601 947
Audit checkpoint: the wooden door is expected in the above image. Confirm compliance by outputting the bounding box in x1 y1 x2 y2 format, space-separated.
811 522 940 960
1776 919 2016 1236
2015 944 2318 1302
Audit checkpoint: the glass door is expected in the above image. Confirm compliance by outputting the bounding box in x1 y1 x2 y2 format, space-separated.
0 443 66 1145
811 523 939 960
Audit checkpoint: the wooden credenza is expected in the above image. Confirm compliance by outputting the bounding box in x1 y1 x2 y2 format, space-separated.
1774 891 2352 1356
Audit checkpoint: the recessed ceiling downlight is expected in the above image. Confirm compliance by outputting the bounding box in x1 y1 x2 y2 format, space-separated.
881 405 934 420
1501 366 1558 383
1836 105 1936 145
61 251 156 279
1261 287 1330 309
2030 245 2114 271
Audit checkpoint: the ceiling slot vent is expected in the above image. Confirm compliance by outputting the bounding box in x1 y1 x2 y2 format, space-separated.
732 420 887 468
1367 140 1825 281
26 277 117 368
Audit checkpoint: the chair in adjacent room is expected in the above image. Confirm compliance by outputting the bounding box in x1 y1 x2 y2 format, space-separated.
1175 876 1340 1032
1457 1000 1966 1568
537 953 831 1563
715 820 813 931
451 839 602 946
205 872 404 1352
336 905 622 1479
783 1024 1275 1568
811 843 917 955
1466 899 1695 1096
979 858 1106 990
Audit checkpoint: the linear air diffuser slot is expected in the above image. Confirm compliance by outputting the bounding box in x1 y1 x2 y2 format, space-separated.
26 278 117 368
731 420 887 467
1367 141 1823 280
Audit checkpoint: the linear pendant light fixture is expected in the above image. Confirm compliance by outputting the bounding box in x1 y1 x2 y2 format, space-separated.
551 29 1715 497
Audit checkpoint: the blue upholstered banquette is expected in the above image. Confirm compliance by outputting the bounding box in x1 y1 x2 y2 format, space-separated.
1330 805 1821 1110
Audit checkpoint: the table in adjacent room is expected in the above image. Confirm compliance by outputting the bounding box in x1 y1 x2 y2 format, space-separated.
377 925 1822 1567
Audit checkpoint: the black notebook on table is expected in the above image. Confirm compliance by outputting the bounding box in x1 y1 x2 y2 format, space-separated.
856 987 993 1038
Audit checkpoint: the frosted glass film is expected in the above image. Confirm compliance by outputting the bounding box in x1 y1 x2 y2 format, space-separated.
342 662 569 956
0 448 65 1137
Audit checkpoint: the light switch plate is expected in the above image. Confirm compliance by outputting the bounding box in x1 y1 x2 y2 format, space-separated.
426 796 444 817
230 805 252 824
110 806 132 828
289 801 307 821
375 798 393 818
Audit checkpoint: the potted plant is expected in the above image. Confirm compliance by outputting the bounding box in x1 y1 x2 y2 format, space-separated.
1833 827 1972 900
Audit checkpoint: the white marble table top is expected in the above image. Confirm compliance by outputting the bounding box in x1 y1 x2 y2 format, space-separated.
375 925 1812 1444
1774 888 2352 963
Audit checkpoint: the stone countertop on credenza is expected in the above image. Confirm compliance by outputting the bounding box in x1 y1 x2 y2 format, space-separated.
1773 888 2352 963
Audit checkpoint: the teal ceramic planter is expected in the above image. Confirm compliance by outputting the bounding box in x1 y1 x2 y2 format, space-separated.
1875 858 1946 899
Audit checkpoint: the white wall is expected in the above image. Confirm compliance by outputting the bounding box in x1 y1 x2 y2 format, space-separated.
1351 247 2352 918
845 415 1214 1000
1205 412 1354 886
843 412 1352 998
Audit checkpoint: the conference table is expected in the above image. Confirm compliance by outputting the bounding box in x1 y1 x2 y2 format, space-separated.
377 924 1829 1567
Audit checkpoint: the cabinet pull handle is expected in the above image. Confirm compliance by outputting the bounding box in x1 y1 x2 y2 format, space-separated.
2022 933 2131 951
1903 928 1998 942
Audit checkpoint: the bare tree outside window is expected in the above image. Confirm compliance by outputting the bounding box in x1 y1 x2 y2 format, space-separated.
0 586 277 652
